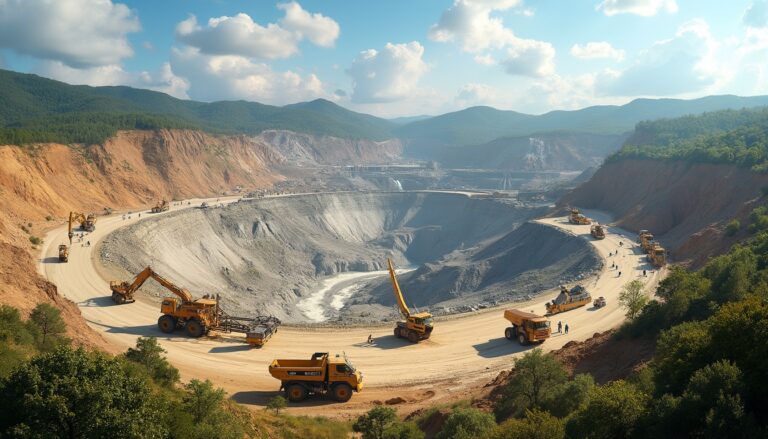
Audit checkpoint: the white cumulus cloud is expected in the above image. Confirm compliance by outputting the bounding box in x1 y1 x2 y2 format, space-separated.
596 19 720 96
596 0 678 17
38 61 191 99
429 0 555 77
176 2 339 60
170 47 328 104
455 83 498 106
0 0 140 68
570 42 625 61
346 42 429 103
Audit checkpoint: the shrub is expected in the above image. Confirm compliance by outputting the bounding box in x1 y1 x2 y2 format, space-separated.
29 236 43 245
726 219 741 236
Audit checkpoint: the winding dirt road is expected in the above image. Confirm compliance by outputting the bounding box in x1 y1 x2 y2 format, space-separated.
39 195 664 417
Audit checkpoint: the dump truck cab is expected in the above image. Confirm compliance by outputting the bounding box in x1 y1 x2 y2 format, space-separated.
403 311 434 337
269 352 363 402
504 309 551 345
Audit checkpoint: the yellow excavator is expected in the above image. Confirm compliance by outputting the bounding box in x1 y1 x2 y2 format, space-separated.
387 258 434 343
109 266 280 346
67 211 96 244
151 200 169 213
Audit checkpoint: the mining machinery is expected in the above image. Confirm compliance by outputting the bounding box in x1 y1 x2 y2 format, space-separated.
387 258 434 343
67 211 96 244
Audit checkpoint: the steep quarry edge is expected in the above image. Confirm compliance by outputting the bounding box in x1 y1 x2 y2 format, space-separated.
560 159 768 267
99 192 600 323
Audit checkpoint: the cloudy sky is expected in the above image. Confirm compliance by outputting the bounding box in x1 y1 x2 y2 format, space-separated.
1 0 767 117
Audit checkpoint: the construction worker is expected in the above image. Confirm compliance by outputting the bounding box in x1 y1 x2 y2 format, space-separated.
565 324 569 334
557 321 562 333
367 334 373 344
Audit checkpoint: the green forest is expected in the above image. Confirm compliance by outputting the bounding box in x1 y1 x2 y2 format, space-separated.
0 69 395 146
608 107 768 171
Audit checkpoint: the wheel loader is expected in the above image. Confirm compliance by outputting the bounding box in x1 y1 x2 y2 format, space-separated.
647 243 667 268
546 285 592 315
269 352 363 402
109 266 281 346
387 258 434 343
568 208 591 225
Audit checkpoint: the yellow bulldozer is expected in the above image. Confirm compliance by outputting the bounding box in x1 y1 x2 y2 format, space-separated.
546 285 592 315
387 258 434 343
109 266 280 346
590 223 606 239
568 208 591 225
151 200 170 213
67 211 96 244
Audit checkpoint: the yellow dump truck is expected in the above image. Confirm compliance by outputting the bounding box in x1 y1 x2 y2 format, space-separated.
268 352 363 403
58 244 69 263
151 200 169 213
546 285 592 315
647 243 667 268
504 309 551 345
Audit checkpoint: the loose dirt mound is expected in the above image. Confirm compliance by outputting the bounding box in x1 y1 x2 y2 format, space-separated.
101 192 600 323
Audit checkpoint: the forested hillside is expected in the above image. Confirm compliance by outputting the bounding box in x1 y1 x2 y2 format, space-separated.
0 69 395 145
608 107 768 171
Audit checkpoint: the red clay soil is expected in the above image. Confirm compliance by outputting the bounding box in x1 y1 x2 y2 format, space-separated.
560 159 768 268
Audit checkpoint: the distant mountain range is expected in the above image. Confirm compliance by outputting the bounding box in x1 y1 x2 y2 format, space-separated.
395 96 768 148
3 68 768 151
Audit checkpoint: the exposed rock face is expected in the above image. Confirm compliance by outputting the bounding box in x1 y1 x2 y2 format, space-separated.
257 130 403 165
101 192 599 323
560 159 768 267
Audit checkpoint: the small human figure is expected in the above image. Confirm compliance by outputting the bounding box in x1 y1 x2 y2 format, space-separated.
557 321 562 333
87 240 90 247
367 334 373 344
138 213 141 218
565 324 569 334
619 241 623 247
643 269 647 277
618 271 622 277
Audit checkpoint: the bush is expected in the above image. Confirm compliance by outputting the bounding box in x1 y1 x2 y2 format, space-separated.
437 408 495 439
493 409 564 439
495 349 568 419
45 215 53 221
124 337 179 387
726 219 741 236
267 395 287 415
565 381 649 439
27 303 68 351
29 236 43 245
353 406 422 439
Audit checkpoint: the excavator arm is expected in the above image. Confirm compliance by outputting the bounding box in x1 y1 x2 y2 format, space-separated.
387 258 411 319
111 266 193 304
68 212 87 244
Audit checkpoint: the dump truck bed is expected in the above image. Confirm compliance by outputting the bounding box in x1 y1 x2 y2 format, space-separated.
504 309 546 323
269 359 326 382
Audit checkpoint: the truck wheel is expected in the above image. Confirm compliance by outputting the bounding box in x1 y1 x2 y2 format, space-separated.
394 327 401 338
286 384 307 402
158 315 177 333
332 383 353 402
518 333 528 346
185 319 205 338
504 327 513 340
407 331 419 343
111 292 124 304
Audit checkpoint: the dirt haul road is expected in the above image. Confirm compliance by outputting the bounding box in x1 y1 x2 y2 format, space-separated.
39 194 664 418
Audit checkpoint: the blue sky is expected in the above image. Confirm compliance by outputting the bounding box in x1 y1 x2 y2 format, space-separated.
1 0 766 117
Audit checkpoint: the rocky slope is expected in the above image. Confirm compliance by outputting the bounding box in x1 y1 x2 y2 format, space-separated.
560 159 768 266
256 130 403 165
435 132 627 171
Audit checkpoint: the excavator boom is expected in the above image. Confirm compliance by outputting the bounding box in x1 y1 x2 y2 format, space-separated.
111 266 193 304
387 258 411 319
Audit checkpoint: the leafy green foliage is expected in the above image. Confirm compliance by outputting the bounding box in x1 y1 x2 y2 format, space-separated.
619 279 647 320
27 302 68 350
493 410 565 439
124 336 180 387
0 346 168 438
495 349 569 419
565 380 648 439
353 406 422 439
436 408 496 439
0 69 395 145
727 219 741 236
267 395 288 415
607 107 768 171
